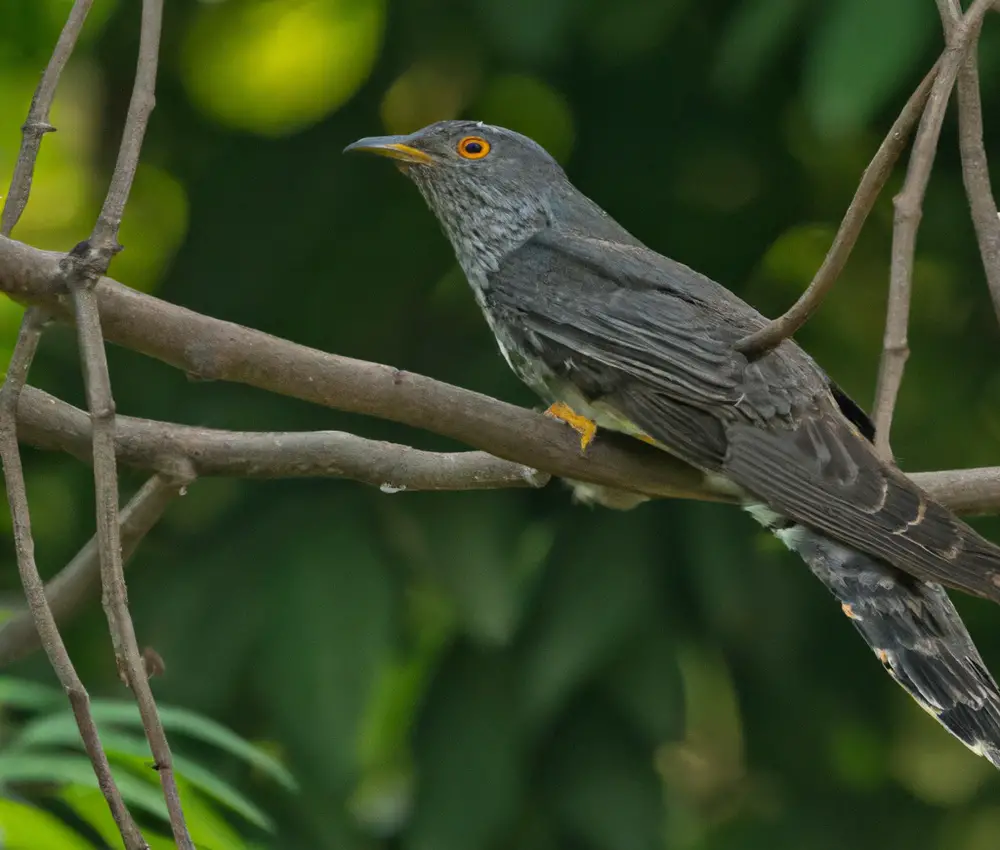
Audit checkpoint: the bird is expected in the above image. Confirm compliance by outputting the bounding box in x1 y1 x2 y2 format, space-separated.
345 119 1000 768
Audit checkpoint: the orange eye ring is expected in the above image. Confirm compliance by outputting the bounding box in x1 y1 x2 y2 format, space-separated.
457 136 491 160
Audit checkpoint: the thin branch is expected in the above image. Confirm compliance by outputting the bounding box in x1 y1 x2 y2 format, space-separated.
938 0 1000 322
0 470 192 666
14 384 997 512
88 2 159 262
909 466 1000 515
872 0 997 461
737 62 940 356
17 386 550 491
0 314 148 848
0 0 94 237
67 280 130 674
59 0 191 845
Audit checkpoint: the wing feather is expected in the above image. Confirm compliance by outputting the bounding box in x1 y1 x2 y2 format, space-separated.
487 229 1000 603
724 420 1000 601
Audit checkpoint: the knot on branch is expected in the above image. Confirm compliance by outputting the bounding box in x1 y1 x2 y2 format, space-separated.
20 120 56 138
61 239 120 290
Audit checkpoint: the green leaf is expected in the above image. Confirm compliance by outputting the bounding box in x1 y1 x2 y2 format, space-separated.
0 676 62 711
165 777 251 850
0 797 95 850
61 785 162 850
47 726 273 832
804 0 936 135
61 776 250 850
405 645 522 850
0 754 168 819
10 702 296 793
77 749 254 850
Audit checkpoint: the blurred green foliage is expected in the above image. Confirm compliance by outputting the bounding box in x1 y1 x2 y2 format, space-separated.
0 675 294 847
3 0 1000 847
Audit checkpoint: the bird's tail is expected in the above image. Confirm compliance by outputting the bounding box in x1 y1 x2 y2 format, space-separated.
749 505 1000 768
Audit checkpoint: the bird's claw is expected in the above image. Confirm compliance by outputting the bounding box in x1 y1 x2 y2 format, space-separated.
545 402 597 453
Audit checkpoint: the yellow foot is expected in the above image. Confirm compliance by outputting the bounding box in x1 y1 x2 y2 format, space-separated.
545 402 597 453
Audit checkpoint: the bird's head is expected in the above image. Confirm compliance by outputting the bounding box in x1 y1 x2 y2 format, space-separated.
344 120 570 272
344 119 565 188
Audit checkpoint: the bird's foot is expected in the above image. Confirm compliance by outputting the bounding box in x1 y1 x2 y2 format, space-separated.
545 402 597 453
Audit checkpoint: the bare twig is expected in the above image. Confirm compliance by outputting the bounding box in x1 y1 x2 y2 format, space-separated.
0 470 192 666
872 0 997 461
938 0 1000 322
57 0 192 845
13 383 996 511
0 314 148 848
909 466 1000 515
738 62 940 356
68 282 133 667
0 0 94 237
87 0 159 262
17 386 549 491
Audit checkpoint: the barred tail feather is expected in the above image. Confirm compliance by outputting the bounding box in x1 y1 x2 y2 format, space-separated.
746 504 1000 768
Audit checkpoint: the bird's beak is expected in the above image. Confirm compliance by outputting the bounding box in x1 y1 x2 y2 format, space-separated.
343 134 435 165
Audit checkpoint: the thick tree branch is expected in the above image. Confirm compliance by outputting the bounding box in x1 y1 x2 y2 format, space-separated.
737 61 939 356
3 237 1000 513
872 0 996 460
0 237 725 502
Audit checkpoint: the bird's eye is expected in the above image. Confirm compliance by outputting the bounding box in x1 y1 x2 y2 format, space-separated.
457 136 491 160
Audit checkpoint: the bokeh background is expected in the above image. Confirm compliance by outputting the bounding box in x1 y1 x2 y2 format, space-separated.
3 0 1000 847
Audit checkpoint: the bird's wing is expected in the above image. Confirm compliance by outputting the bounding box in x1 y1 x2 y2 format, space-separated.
722 417 1000 604
487 230 1000 603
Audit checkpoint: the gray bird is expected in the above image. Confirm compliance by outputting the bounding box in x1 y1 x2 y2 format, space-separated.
345 120 1000 768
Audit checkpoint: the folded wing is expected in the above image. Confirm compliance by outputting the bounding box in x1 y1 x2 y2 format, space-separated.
487 229 1000 603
